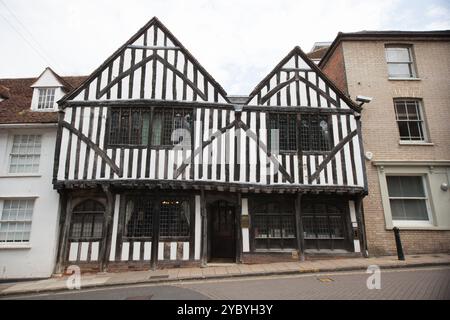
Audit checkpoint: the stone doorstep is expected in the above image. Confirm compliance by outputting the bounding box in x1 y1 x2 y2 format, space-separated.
1 255 449 297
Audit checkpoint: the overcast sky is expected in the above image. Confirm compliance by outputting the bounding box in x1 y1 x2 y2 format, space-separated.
1 0 449 94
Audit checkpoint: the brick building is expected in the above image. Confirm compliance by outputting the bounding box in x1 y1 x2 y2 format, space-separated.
316 31 450 255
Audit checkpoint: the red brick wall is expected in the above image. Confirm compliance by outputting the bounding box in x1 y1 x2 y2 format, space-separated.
321 43 348 94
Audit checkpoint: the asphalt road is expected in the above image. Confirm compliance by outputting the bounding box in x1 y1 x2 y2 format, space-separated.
2 266 450 300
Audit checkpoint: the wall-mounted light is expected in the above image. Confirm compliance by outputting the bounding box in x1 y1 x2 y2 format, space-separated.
441 182 449 192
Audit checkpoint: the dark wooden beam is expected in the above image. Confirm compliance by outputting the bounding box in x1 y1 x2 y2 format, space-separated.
151 196 161 270
54 191 72 275
294 193 305 261
235 192 243 263
200 188 208 267
354 195 368 258
99 185 114 272
127 45 181 50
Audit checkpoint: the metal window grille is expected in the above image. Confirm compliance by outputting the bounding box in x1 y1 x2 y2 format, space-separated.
394 100 426 141
37 88 56 109
159 200 190 239
69 200 104 241
268 113 297 152
0 199 34 243
9 135 41 174
300 114 331 151
125 197 154 238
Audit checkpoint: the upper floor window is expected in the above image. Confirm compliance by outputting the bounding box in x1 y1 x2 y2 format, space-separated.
268 113 297 153
387 176 430 222
9 135 41 174
300 114 331 152
394 99 427 142
37 88 56 109
107 107 192 147
385 45 416 78
0 199 34 243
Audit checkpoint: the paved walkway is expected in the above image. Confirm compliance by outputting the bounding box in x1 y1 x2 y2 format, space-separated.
1 253 449 297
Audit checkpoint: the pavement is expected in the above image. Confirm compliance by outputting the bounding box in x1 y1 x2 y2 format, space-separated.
0 253 449 297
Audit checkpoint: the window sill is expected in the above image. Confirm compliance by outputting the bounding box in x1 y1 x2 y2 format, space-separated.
388 221 438 230
388 77 421 81
0 244 32 250
0 174 42 178
399 141 434 146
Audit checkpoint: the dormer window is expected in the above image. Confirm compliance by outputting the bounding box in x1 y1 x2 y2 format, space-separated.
37 88 56 109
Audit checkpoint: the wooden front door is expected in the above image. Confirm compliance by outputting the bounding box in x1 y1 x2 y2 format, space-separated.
209 200 236 261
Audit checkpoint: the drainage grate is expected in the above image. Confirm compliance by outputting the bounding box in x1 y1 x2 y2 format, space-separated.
148 274 170 279
317 277 334 283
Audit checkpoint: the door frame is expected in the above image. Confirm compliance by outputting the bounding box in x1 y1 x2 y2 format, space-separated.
203 192 241 263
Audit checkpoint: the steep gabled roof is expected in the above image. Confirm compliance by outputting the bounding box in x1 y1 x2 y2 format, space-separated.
31 67 75 92
60 17 229 105
246 46 360 111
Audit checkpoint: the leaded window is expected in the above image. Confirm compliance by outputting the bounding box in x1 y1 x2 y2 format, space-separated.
251 198 296 250
0 199 34 243
69 200 104 241
394 99 427 141
152 109 192 147
125 197 154 238
387 176 430 222
300 114 331 152
385 45 416 78
9 135 41 174
37 88 56 109
268 113 297 153
159 199 190 240
107 107 192 147
301 200 348 251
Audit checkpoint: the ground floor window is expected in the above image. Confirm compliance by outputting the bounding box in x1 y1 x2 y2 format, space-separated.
386 175 430 222
123 196 191 241
69 200 104 241
250 197 296 250
301 200 349 251
0 199 34 243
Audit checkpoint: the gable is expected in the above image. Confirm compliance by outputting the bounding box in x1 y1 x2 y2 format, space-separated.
245 46 359 111
31 68 66 88
61 17 229 105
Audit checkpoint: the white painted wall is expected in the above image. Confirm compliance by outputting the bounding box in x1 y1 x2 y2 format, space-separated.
0 127 60 279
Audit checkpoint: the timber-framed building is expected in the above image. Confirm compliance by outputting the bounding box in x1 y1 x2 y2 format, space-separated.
53 17 368 273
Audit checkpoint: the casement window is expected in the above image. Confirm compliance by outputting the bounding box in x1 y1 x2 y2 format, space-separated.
107 107 192 147
385 45 416 78
300 114 331 152
394 99 427 141
37 88 56 109
159 199 190 240
301 200 349 251
9 135 41 174
125 197 154 238
0 199 34 243
151 109 192 147
268 113 297 153
123 197 190 240
386 176 430 222
251 199 296 250
69 200 104 241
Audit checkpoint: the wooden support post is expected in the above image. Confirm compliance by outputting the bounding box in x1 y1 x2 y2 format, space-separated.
151 196 161 270
235 192 243 264
354 195 368 258
54 191 71 275
100 185 114 272
200 189 208 267
295 193 305 261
